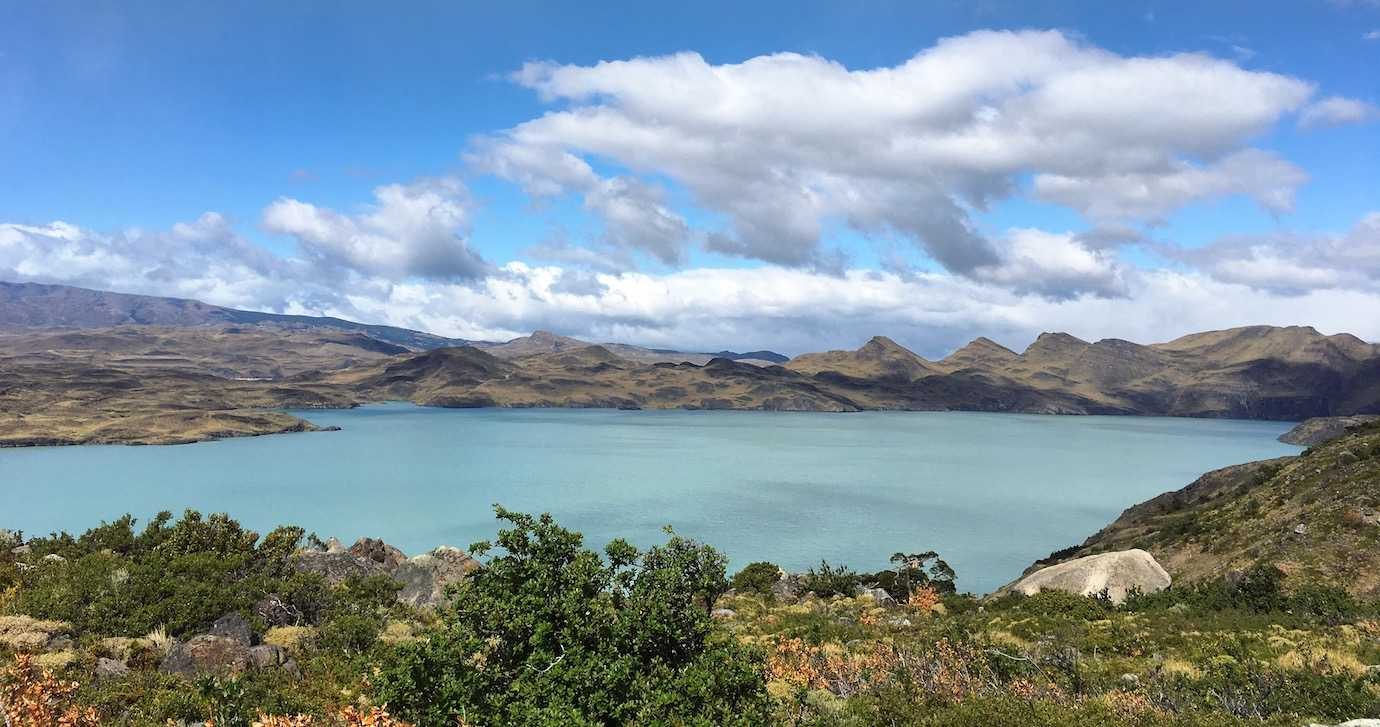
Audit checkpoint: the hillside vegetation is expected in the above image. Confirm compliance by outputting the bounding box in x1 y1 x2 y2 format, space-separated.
1031 421 1380 597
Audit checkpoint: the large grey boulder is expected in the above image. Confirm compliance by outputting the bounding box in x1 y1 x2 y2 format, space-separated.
393 546 480 608
1007 549 1170 605
290 549 388 585
349 537 407 571
160 635 251 677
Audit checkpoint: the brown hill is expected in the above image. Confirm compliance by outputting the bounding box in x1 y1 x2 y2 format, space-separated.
786 336 938 380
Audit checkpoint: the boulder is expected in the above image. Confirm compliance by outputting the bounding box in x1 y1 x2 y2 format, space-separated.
290 549 387 585
247 644 301 678
325 536 345 553
160 635 251 677
41 553 66 564
349 538 407 571
0 615 74 652
711 608 737 620
855 586 898 609
1006 549 1170 605
209 612 254 646
393 546 480 608
95 657 130 681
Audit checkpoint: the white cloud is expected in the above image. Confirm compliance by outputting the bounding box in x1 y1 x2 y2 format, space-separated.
476 30 1314 282
1298 96 1380 129
1184 212 1380 294
262 177 489 281
5 212 1380 356
1366 30 1380 41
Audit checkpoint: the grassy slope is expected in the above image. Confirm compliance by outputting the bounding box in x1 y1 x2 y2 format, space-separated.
1035 422 1380 596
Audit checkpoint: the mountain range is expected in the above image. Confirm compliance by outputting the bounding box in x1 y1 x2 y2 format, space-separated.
2 280 1379 446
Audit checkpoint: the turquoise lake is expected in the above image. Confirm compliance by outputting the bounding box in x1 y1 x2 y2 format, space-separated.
0 405 1300 593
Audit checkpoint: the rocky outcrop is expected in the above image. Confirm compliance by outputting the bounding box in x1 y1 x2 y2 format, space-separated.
393 546 481 608
1279 415 1380 446
160 611 300 679
290 548 388 585
1005 549 1170 605
0 615 73 652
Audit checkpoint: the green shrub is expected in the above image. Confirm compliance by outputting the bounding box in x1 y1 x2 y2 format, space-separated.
374 507 769 726
730 561 781 597
800 561 861 597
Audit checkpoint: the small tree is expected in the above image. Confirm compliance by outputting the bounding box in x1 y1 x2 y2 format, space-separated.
888 550 957 597
375 507 769 726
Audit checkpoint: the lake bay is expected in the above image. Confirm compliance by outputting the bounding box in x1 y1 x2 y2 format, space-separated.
0 405 1299 593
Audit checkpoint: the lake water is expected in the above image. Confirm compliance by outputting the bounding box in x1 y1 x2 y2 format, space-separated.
0 405 1299 593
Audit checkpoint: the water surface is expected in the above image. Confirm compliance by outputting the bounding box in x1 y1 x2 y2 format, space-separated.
0 405 1299 593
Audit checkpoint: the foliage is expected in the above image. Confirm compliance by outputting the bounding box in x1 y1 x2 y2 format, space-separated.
374 507 769 726
731 561 782 597
0 655 102 727
800 561 861 598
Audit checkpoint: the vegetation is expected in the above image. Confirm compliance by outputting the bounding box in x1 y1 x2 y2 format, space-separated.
5 476 1380 724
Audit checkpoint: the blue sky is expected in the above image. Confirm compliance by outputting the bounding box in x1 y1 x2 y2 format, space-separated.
2 1 1378 355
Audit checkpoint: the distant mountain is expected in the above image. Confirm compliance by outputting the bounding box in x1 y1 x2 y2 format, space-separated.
786 336 940 380
0 281 785 365
0 280 470 351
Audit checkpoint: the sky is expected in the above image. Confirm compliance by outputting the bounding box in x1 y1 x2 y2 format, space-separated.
1 1 1378 357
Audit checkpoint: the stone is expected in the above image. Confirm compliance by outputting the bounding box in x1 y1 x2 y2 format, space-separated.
772 574 802 602
41 553 66 564
247 644 301 678
711 608 737 620
209 612 254 646
11 544 31 557
1294 523 1309 535
392 546 480 608
348 537 407 571
95 657 131 681
290 549 387 585
160 635 250 677
1005 549 1171 605
0 615 73 652
1120 673 1140 686
863 587 898 609
885 616 912 628
325 537 345 553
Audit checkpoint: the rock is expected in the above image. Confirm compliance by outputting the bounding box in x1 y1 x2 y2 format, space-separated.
325 537 345 553
95 657 130 681
254 594 302 628
1005 549 1171 605
861 587 898 609
160 635 250 677
1294 523 1308 536
772 575 802 603
711 608 737 620
1339 450 1360 465
348 538 407 571
885 616 912 628
290 549 387 585
0 615 74 651
392 546 480 608
247 644 301 678
209 612 254 646
41 553 66 564
1120 673 1140 686
11 544 31 557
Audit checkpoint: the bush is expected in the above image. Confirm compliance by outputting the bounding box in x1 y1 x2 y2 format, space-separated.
731 561 781 597
374 507 769 726
800 561 861 597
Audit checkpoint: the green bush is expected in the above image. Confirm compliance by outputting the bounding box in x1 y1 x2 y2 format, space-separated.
375 507 770 726
800 561 861 597
731 561 782 597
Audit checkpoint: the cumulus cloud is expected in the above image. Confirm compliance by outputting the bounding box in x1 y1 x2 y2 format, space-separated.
0 213 303 309
5 211 1380 356
1298 96 1380 129
262 177 489 281
474 30 1314 282
1182 212 1380 294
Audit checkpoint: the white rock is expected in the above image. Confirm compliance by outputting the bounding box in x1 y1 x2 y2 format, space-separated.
1008 549 1170 605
